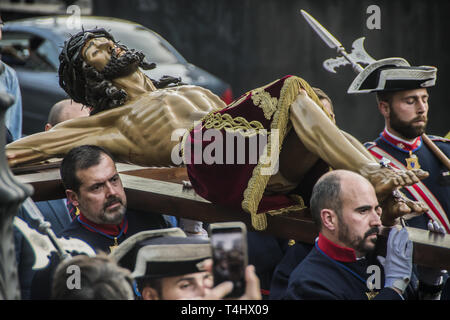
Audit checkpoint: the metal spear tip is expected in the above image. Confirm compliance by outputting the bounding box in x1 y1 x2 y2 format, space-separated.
299 9 343 50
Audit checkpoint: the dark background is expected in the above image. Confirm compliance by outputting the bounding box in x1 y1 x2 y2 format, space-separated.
93 0 449 143
4 0 450 142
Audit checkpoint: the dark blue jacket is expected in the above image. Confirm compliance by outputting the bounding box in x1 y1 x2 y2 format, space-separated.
284 234 403 300
247 232 288 299
365 133 450 231
58 209 169 253
30 209 169 299
269 241 313 300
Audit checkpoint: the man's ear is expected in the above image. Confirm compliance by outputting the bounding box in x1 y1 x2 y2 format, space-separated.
65 189 79 207
378 101 390 119
44 123 52 131
141 286 160 300
321 209 338 232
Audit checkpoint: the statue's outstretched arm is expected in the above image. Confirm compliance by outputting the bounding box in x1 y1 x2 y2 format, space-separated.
6 107 127 167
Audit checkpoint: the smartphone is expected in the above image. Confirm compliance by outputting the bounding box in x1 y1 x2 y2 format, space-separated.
209 222 248 298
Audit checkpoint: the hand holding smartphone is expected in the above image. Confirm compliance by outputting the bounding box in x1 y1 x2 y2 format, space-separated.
209 222 248 298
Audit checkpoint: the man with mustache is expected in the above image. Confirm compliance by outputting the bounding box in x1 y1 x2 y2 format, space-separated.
284 170 414 300
30 144 170 299
14 99 90 300
354 58 450 234
58 145 169 253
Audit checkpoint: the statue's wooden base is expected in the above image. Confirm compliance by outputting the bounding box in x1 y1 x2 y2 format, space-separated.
14 162 450 269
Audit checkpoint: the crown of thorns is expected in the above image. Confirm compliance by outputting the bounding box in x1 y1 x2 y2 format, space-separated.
58 28 115 105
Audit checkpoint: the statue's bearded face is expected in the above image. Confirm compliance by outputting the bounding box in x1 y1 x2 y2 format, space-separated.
82 37 145 79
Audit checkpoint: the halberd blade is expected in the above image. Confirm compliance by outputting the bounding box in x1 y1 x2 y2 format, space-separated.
301 10 342 50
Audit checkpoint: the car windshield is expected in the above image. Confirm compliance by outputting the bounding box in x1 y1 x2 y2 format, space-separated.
56 24 182 65
107 26 182 64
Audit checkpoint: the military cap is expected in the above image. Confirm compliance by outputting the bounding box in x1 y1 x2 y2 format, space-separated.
348 57 437 94
110 228 211 279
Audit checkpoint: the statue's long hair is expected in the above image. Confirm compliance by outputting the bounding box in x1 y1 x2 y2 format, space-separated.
58 28 182 115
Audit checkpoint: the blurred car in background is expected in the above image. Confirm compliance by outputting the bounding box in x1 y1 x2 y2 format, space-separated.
0 16 233 135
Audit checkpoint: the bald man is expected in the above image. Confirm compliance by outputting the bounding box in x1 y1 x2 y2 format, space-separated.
285 170 414 300
285 169 446 300
44 99 90 131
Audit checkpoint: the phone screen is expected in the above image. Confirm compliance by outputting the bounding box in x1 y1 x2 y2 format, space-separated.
210 226 247 298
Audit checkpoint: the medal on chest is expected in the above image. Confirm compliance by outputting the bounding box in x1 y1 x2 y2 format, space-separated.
405 151 421 170
365 279 380 300
109 237 119 253
365 290 379 300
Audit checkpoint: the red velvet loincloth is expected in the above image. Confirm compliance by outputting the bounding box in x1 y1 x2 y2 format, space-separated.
183 75 331 230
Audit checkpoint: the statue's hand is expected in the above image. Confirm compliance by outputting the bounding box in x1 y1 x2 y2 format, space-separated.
6 149 19 166
380 190 428 227
6 147 42 168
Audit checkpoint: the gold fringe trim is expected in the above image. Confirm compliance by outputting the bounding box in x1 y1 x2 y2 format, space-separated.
227 78 280 110
242 76 327 230
180 126 191 166
181 76 331 231
289 194 306 209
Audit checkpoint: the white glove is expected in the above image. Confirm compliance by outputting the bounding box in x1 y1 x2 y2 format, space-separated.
378 227 413 293
180 218 208 238
427 219 446 235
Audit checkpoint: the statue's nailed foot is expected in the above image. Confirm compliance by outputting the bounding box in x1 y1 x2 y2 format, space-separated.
359 163 429 226
360 162 429 201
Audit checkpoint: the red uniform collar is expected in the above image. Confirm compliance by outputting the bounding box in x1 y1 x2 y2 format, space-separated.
317 233 357 263
78 212 128 236
381 128 422 152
